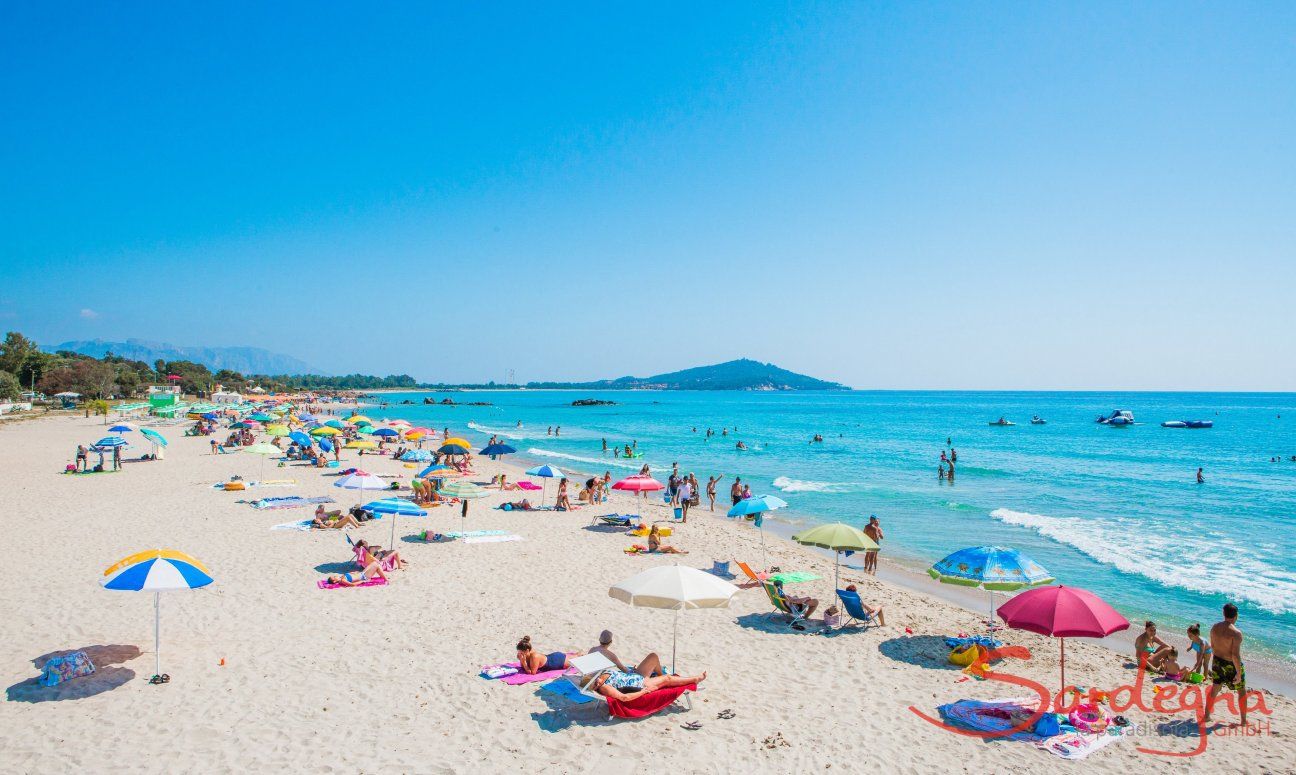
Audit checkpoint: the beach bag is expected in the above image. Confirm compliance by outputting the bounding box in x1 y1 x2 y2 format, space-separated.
39 651 96 687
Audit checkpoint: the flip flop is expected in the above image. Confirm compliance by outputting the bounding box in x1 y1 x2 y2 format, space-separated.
717 709 735 720
681 721 703 731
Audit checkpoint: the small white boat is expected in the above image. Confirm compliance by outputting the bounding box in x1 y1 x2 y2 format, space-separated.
1097 410 1134 426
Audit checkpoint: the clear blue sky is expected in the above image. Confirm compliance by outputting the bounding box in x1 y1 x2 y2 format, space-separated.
3 2 1293 389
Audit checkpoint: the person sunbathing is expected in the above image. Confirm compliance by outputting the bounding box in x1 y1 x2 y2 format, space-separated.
584 665 707 700
842 584 886 625
588 630 666 677
502 499 533 511
355 539 407 569
774 579 818 619
648 525 687 554
326 559 386 587
515 635 574 674
313 506 361 529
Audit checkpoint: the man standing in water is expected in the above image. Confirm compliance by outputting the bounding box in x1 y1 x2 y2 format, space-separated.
1197 467 1206 484
1205 603 1247 726
730 477 743 507
863 515 883 575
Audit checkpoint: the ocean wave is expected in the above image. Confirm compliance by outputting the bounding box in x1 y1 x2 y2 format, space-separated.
467 422 529 441
989 508 1296 615
526 448 644 470
772 476 850 493
943 501 980 512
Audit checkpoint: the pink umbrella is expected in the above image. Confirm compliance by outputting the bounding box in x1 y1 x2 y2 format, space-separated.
996 585 1129 692
612 476 664 518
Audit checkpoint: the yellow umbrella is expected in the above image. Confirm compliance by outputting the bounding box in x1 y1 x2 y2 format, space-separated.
346 440 377 449
405 431 425 440
444 437 472 448
347 415 373 425
309 426 342 436
265 424 289 436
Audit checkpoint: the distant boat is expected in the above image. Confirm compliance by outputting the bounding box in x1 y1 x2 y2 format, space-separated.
1030 416 1047 425
989 418 1015 426
1096 410 1134 426
1162 420 1213 429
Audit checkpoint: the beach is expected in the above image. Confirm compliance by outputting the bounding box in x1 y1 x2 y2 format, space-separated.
2 411 1294 774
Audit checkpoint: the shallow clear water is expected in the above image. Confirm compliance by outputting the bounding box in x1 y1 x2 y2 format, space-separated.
370 389 1296 661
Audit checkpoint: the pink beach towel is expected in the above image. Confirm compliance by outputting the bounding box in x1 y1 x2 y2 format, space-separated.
485 660 575 685
317 577 388 590
516 481 542 491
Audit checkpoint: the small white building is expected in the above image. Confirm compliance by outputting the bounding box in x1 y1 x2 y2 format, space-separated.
211 384 243 404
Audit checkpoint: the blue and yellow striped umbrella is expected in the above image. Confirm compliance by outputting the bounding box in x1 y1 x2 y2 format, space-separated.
102 549 214 683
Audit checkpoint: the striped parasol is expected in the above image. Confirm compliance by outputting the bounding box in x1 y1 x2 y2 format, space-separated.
102 549 214 683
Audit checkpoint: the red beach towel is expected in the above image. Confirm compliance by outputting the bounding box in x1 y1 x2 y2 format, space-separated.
606 683 695 719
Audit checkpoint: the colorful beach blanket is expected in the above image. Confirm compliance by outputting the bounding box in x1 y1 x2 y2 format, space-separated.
465 535 523 544
936 697 1128 760
251 496 335 510
445 530 508 538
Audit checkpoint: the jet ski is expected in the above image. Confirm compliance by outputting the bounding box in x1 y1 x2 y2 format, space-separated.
989 418 1015 426
1030 416 1046 425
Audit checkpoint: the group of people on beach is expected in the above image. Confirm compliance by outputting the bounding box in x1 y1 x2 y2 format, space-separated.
514 632 706 701
1134 604 1251 724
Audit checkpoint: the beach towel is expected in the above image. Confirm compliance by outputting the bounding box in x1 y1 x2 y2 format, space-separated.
464 534 523 544
938 697 1047 742
768 571 820 584
445 530 508 538
39 651 96 687
251 496 335 510
539 678 596 704
606 683 696 719
483 661 574 685
317 577 388 590
270 519 314 531
1035 728 1129 760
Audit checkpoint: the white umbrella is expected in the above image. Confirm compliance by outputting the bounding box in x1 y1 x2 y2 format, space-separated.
333 470 387 508
609 564 739 672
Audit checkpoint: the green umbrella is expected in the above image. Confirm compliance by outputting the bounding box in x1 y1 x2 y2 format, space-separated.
245 442 280 482
791 522 878 601
438 480 488 537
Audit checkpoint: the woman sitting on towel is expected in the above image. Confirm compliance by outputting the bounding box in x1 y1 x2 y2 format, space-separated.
584 663 707 700
515 636 574 674
648 524 687 554
326 558 386 587
355 539 408 570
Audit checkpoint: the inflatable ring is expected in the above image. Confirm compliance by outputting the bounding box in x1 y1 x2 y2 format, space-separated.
1069 703 1108 733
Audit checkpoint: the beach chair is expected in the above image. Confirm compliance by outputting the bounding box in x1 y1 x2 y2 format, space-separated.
595 514 633 527
736 561 769 587
346 535 398 572
762 581 808 629
564 652 694 717
836 588 880 630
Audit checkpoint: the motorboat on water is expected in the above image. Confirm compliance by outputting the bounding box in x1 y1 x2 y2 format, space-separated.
1030 416 1046 425
989 417 1015 426
1096 410 1134 426
1162 420 1213 429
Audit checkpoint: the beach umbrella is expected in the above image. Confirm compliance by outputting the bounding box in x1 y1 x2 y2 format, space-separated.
289 431 313 448
437 442 471 456
94 435 129 448
296 412 317 422
612 475 664 517
417 463 455 477
406 427 433 435
140 428 168 459
264 424 290 437
386 419 411 428
324 420 347 429
108 423 135 433
318 438 334 453
609 564 739 672
399 449 433 462
102 549 213 683
370 428 399 438
444 436 472 448
230 420 255 430
346 415 372 425
201 412 219 421
438 479 488 536
310 426 341 436
334 470 387 506
245 442 280 481
366 496 428 547
791 523 878 601
249 413 274 422
727 495 788 569
928 546 1054 626
526 464 567 506
479 443 516 457
996 585 1130 692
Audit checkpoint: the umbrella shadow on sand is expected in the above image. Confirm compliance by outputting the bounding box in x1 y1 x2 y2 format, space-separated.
8 644 141 703
528 687 690 733
877 635 965 671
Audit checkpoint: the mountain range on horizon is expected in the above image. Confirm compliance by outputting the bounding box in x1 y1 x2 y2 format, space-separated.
509 358 848 391
45 338 321 376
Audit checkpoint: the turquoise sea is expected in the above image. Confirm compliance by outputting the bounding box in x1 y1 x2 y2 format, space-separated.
369 390 1296 663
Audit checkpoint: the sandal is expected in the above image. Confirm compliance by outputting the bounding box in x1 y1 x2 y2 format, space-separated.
681 721 703 731
717 709 735 720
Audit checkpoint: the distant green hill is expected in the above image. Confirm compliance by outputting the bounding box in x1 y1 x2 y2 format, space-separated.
431 359 848 391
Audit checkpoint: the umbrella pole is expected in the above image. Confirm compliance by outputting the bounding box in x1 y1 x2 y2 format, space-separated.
390 512 397 548
154 591 161 680
672 608 678 675
759 525 767 571
1060 638 1066 695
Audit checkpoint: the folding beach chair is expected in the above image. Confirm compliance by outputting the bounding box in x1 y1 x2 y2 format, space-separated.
836 588 881 630
594 514 633 527
736 560 769 586
563 652 694 717
762 581 808 629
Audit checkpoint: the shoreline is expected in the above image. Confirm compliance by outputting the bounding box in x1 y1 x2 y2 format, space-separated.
492 439 1296 699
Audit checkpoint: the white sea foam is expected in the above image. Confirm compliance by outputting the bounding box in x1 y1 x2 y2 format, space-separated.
990 508 1296 615
526 447 643 470
772 476 849 493
467 422 528 441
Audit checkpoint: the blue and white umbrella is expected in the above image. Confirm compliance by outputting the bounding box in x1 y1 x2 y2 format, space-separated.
108 423 135 433
366 496 428 546
400 449 433 462
727 495 788 567
525 464 565 506
93 436 129 448
929 545 1054 625
102 549 214 682
140 428 168 455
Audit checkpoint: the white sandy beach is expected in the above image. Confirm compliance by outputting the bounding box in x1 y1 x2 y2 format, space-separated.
2 412 1293 774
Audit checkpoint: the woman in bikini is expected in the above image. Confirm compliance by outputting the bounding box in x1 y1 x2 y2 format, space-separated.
1186 623 1213 676
326 558 386 587
355 539 408 569
515 636 573 674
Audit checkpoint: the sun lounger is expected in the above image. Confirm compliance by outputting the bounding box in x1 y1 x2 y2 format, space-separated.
835 588 880 630
563 653 694 718
595 514 633 527
762 580 809 628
